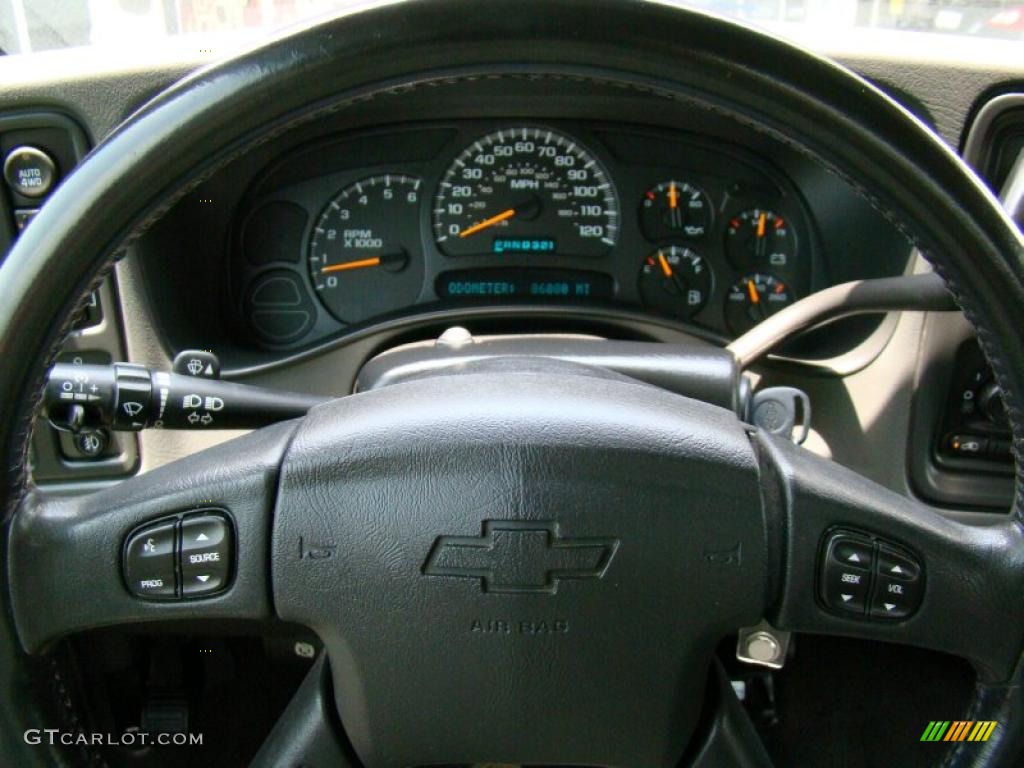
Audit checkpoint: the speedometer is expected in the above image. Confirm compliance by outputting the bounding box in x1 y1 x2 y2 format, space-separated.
432 127 619 257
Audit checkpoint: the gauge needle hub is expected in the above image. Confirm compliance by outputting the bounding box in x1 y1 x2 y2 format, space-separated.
459 208 517 239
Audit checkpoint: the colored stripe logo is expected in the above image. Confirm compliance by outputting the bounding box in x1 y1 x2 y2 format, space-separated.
920 721 997 742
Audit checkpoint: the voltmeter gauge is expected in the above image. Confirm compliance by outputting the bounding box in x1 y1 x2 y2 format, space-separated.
724 209 795 269
725 273 795 334
639 180 712 240
638 245 712 319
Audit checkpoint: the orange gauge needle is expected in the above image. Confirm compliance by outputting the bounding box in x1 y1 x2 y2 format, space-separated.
321 256 381 274
746 279 760 304
657 250 673 277
459 208 517 239
668 181 678 210
756 212 767 238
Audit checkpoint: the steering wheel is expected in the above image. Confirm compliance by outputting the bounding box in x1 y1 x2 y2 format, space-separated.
2 1 1023 766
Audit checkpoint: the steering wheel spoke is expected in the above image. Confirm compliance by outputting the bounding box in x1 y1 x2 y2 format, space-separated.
251 655 354 768
7 422 297 653
757 431 1024 683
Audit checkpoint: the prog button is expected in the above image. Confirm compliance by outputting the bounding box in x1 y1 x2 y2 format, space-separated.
124 521 177 599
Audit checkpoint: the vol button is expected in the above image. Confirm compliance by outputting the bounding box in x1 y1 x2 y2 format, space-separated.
870 575 920 618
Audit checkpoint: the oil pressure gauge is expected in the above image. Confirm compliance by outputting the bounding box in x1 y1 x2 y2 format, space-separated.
639 180 712 240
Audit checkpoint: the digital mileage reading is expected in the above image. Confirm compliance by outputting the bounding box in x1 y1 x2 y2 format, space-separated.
437 269 612 301
433 127 619 258
492 237 556 255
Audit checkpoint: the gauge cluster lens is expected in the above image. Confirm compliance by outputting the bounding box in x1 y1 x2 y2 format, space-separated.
639 180 712 240
724 272 795 334
258 124 814 347
308 174 424 325
638 246 712 319
432 127 619 258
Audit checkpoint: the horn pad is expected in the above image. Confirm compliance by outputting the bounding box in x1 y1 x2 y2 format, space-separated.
272 362 767 767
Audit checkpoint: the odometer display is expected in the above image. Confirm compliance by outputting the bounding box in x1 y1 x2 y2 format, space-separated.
433 127 619 257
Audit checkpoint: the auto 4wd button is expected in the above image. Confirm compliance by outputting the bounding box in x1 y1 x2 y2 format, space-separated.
3 146 57 198
180 514 232 597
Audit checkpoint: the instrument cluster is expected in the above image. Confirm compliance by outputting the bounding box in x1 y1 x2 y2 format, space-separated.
234 122 816 348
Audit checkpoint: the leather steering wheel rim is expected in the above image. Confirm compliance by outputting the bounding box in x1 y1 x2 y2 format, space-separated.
1 1 1022 765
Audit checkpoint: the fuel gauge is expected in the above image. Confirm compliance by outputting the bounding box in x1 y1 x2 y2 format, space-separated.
638 245 712 319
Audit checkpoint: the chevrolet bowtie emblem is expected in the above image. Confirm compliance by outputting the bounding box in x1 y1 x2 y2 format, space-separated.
422 520 619 594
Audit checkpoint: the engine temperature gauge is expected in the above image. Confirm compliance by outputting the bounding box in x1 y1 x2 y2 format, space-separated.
725 209 795 268
725 273 795 334
639 180 712 240
638 246 712 319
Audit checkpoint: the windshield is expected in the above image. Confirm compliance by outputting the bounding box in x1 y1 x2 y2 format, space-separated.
0 0 1020 60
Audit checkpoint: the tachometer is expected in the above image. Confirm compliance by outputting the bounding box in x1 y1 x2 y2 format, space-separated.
432 127 619 257
308 174 423 325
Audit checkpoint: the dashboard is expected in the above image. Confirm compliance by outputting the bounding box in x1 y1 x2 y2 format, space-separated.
0 39 1016 513
130 67 915 377
233 121 816 349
